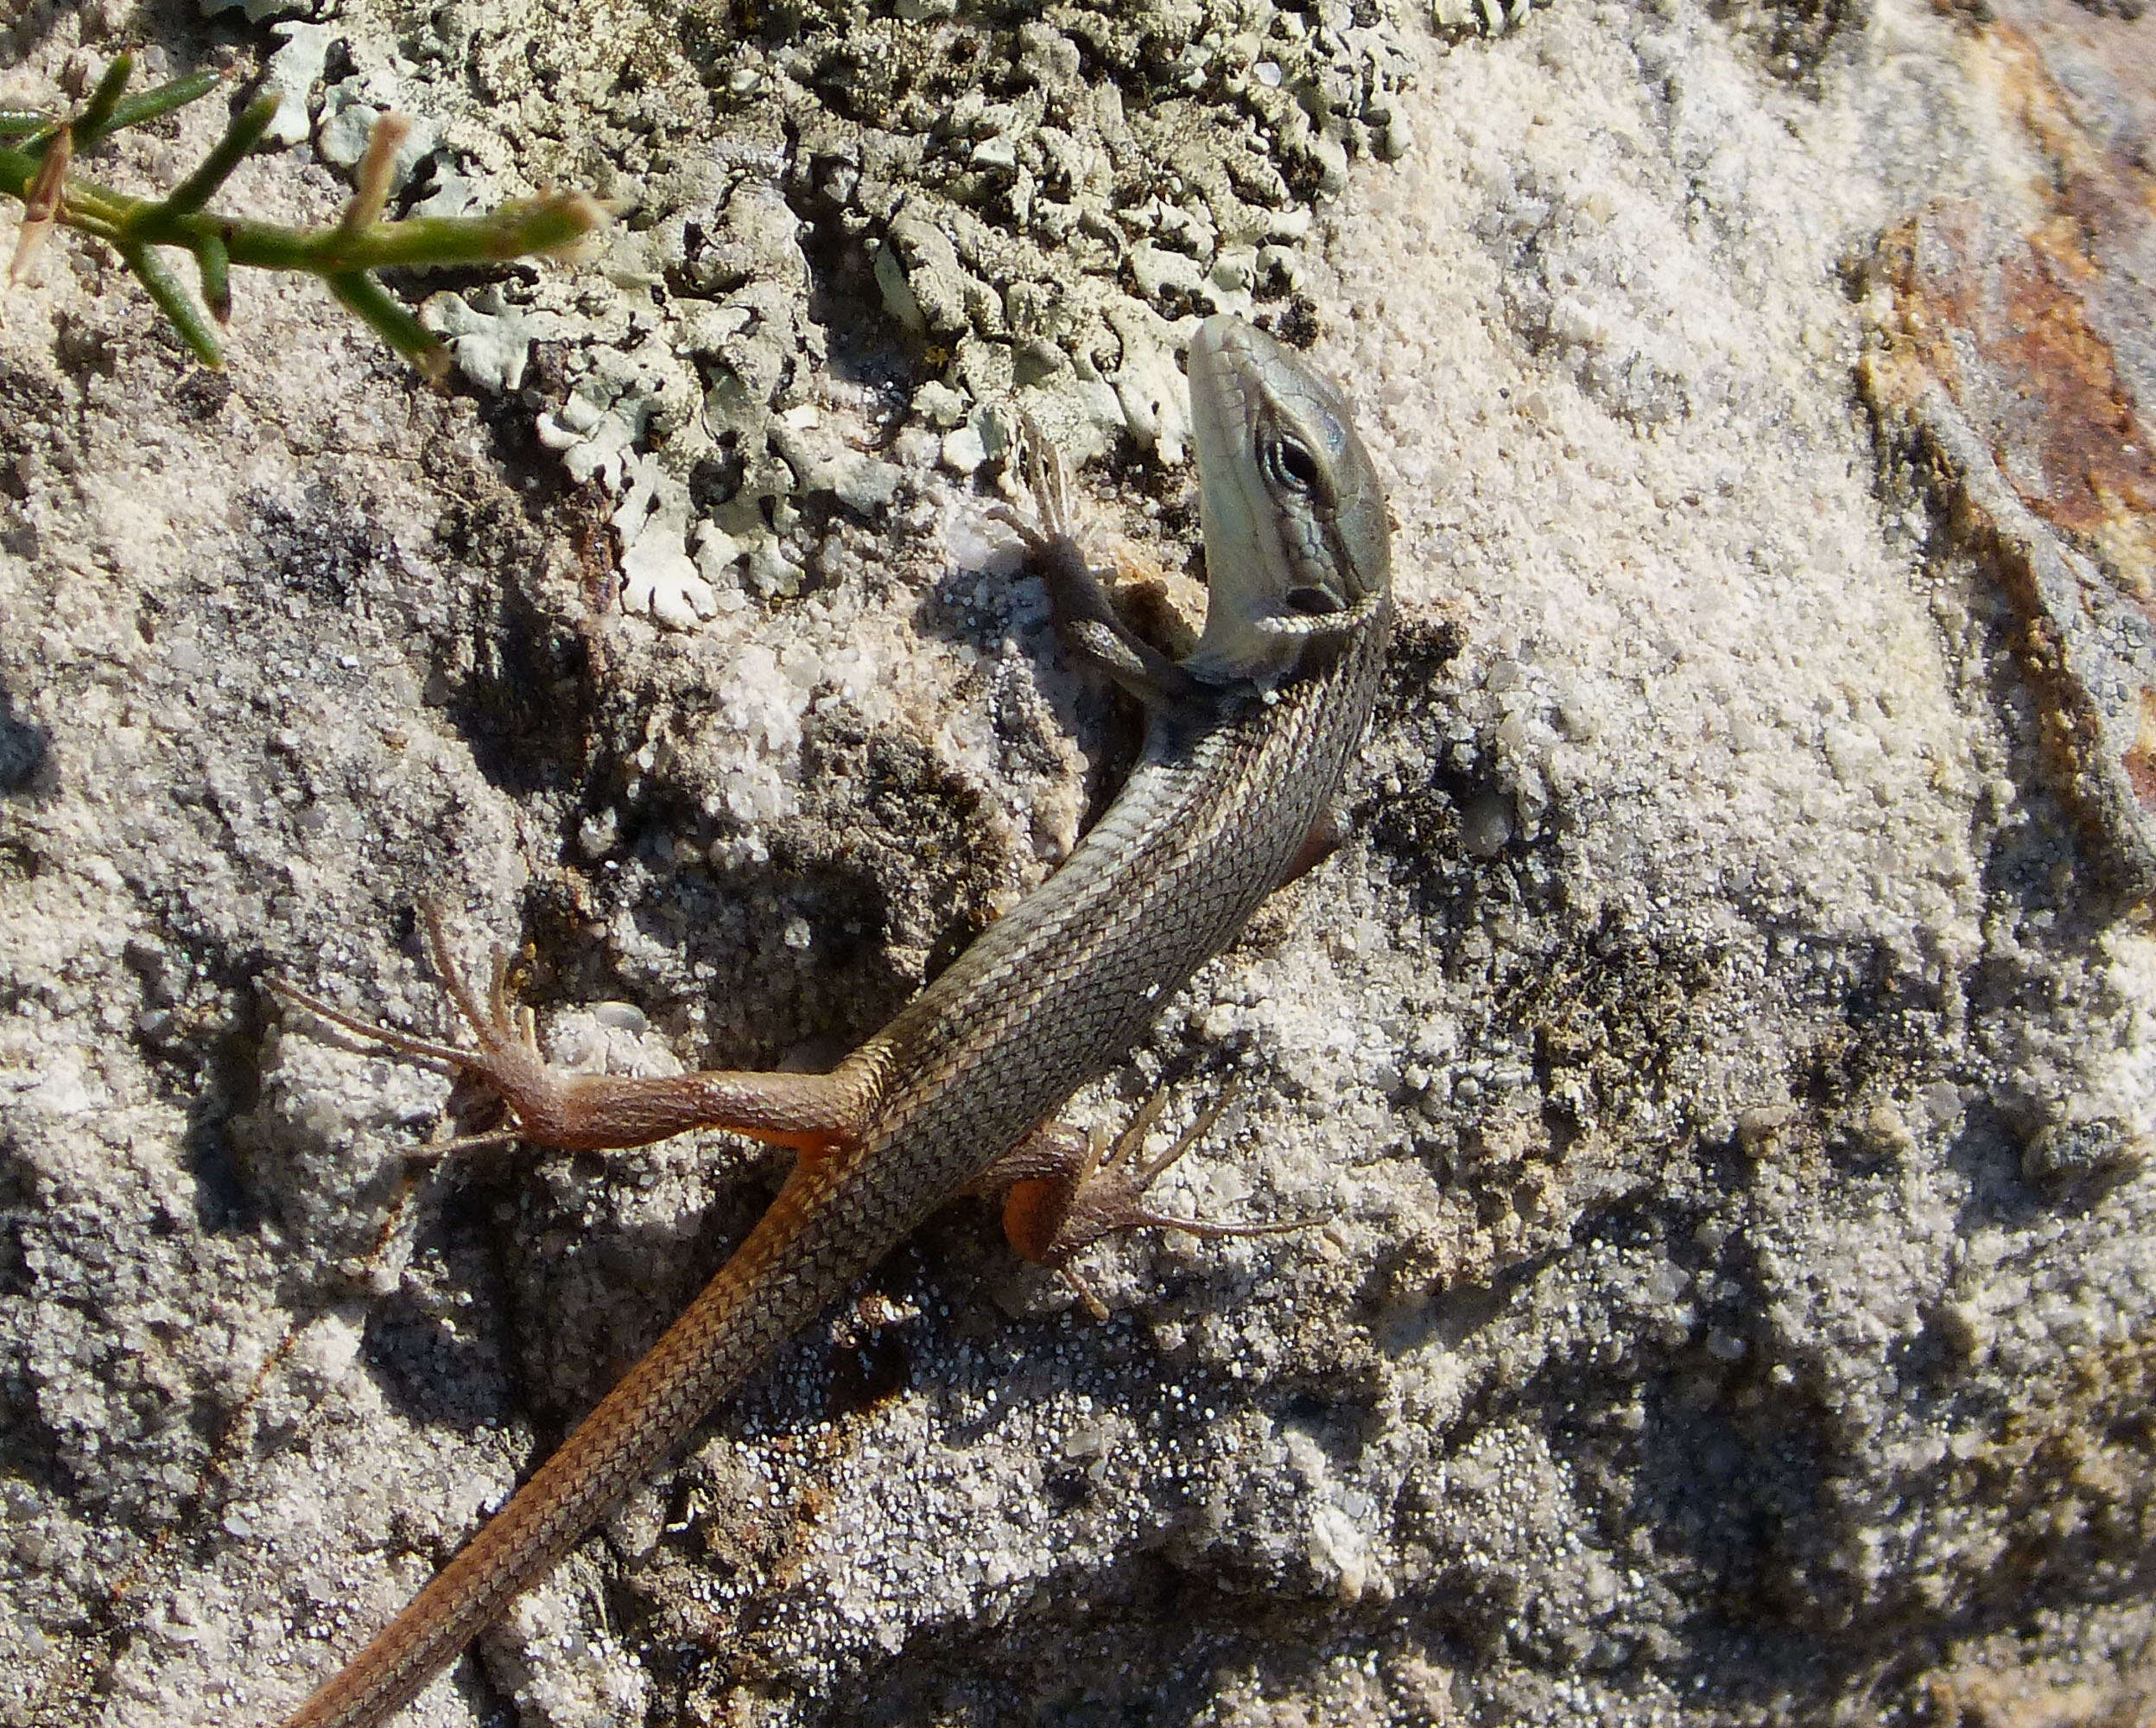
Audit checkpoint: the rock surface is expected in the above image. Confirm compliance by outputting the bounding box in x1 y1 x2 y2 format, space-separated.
1 0 2151 1725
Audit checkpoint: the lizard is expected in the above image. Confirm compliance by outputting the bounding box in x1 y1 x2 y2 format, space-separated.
257 312 1395 1728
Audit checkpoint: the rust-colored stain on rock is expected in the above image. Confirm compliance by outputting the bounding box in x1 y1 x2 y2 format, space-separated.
1882 205 2148 532
2124 689 2156 812
1864 0 2156 881
1877 14 2156 595
1890 206 2156 609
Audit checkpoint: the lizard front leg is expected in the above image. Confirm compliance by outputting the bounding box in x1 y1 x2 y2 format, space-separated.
992 413 1209 712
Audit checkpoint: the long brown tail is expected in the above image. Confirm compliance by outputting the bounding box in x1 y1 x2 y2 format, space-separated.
275 1179 840 1728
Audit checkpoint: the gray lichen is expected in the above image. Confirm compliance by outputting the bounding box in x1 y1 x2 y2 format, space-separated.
327 0 1421 626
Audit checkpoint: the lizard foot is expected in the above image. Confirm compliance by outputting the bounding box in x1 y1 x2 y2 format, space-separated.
985 410 1076 555
265 903 578 1156
991 1083 1317 1318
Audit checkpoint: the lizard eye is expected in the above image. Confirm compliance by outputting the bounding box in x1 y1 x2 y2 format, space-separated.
1264 435 1323 494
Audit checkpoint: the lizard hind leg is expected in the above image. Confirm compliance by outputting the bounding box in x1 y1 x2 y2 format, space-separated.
988 1082 1315 1318
267 902 874 1158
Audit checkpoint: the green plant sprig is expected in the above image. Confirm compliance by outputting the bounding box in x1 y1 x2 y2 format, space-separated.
1 54 605 375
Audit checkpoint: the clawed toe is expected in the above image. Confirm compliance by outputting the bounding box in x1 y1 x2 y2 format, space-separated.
986 499 1050 556
1062 1083 1309 1248
989 410 1076 549
262 975 474 1070
264 903 549 1154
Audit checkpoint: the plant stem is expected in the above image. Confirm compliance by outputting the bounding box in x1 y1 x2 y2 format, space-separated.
0 61 604 372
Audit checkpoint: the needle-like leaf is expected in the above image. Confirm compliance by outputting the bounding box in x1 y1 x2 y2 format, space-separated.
1 60 605 372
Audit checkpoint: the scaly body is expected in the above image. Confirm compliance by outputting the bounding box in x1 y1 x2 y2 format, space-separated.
266 314 1392 1728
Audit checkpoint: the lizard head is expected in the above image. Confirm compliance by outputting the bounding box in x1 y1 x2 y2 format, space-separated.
1182 314 1392 689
